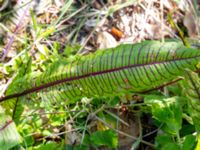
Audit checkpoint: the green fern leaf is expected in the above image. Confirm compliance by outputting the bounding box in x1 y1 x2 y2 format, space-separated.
0 40 200 106
182 70 200 132
0 106 21 149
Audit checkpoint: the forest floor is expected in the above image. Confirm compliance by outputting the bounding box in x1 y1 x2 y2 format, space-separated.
0 0 200 150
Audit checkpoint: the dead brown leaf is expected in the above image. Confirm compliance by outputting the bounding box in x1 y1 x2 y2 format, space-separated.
183 11 198 37
97 31 118 49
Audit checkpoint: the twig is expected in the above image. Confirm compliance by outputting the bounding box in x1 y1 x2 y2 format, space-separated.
77 16 107 54
1 1 30 61
0 23 25 43
56 5 88 29
160 0 164 43
80 105 105 144
143 123 163 138
0 0 10 11
131 114 142 150
104 109 129 127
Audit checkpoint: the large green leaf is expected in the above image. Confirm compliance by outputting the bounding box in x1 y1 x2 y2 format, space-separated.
0 40 199 124
1 40 200 104
0 39 199 149
145 96 182 134
90 129 118 148
182 70 200 132
0 106 21 149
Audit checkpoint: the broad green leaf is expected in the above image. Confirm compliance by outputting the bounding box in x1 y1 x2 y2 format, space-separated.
182 70 200 132
23 135 34 147
34 141 60 150
73 145 88 150
155 134 174 148
0 106 21 149
107 96 120 106
182 135 196 150
0 40 200 126
90 129 118 148
145 96 182 134
162 143 180 150
196 135 200 150
1 40 200 105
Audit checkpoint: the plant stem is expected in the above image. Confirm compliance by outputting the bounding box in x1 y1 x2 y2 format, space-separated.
176 131 181 144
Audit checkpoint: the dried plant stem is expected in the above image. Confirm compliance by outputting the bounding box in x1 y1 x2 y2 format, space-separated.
160 0 164 43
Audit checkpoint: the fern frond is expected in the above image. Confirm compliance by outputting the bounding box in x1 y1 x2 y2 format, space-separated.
0 106 21 149
182 70 200 132
0 40 200 106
